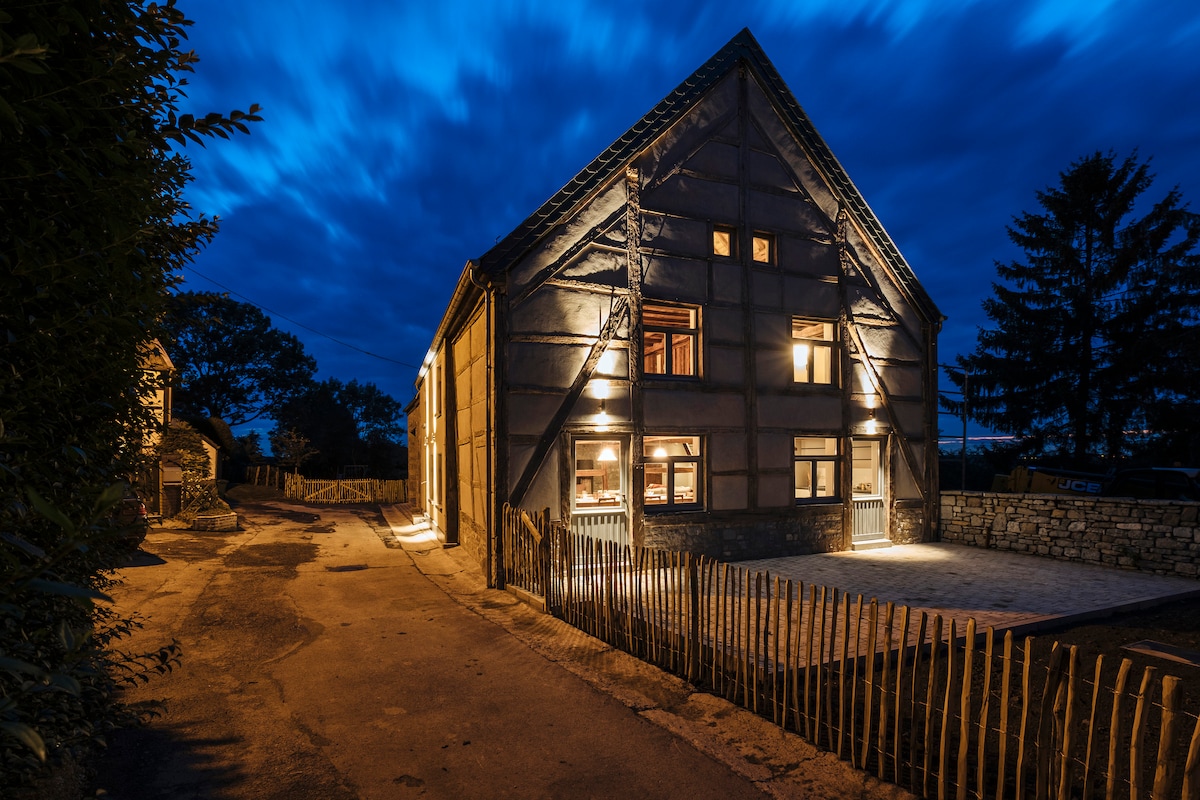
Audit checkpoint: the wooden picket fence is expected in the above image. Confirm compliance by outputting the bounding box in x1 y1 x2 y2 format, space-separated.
282 474 408 504
500 504 1200 800
247 464 286 489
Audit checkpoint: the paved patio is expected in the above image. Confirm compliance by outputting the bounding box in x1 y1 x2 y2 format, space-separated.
737 542 1200 637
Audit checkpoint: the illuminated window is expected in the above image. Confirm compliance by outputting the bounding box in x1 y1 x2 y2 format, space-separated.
752 233 774 264
852 440 882 497
643 435 702 511
792 318 836 385
644 303 698 377
574 439 624 511
712 225 736 257
794 437 839 502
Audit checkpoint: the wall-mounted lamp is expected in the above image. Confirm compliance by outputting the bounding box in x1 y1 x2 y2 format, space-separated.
598 447 618 462
652 447 668 459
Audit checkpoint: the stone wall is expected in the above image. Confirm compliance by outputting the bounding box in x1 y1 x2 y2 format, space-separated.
645 505 845 561
940 491 1200 578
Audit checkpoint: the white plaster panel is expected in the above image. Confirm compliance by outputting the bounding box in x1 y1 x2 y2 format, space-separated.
643 389 744 428
746 84 838 220
859 323 921 362
757 433 791 470
878 364 924 398
511 287 608 337
780 238 838 276
642 215 709 259
748 188 829 237
758 474 793 508
525 441 560 516
687 140 740 181
643 256 708 303
509 181 625 291
506 443 534 498
889 402 927 439
707 306 744 344
712 475 748 511
507 342 588 389
710 432 748 473
753 309 790 344
747 149 800 194
708 346 745 386
751 270 783 308
638 72 738 186
507 393 566 437
755 348 792 390
643 174 739 222
783 278 839 318
713 262 742 303
561 249 626 286
757 393 843 430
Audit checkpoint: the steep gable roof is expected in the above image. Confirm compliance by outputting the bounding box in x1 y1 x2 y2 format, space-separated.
477 27 941 324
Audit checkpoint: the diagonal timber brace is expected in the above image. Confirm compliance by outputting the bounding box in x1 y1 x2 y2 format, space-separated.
508 295 630 508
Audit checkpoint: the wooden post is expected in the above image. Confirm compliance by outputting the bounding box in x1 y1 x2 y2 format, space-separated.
815 586 828 749
996 631 1014 800
1182 706 1200 800
1015 638 1034 800
849 594 864 765
893 604 910 786
1107 661 1137 798
804 583 817 741
1034 643 1066 800
861 599 879 773
825 587 839 749
938 619 956 800
1129 665 1159 800
1153 675 1183 799
956 617 976 800
976 627 994 800
909 610 928 795
922 614 943 799
838 593 852 760
878 601 894 780
1057 646 1079 800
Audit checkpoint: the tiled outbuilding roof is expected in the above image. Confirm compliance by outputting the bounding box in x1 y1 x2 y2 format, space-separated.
476 27 941 324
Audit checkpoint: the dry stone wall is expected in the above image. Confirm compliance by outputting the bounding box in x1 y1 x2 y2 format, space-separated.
939 491 1200 578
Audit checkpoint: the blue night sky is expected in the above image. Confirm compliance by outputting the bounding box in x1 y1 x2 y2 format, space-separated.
174 1 1200 439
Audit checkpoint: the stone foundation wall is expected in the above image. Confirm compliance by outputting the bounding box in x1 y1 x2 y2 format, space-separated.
940 491 1200 578
644 506 845 561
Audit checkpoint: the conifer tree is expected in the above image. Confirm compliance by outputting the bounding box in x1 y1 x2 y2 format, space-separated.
951 151 1200 463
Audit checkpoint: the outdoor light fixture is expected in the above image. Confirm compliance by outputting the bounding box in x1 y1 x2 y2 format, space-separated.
653 447 668 458
598 447 618 462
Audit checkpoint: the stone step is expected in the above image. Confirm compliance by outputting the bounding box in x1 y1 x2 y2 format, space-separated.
851 537 893 551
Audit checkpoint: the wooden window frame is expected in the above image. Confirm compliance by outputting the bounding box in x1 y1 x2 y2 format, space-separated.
791 317 838 385
643 434 704 512
794 436 841 504
643 302 700 378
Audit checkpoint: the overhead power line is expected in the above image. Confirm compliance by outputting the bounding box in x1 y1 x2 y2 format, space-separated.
182 265 422 370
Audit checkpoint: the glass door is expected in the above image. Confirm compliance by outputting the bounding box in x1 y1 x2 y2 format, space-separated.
851 439 885 541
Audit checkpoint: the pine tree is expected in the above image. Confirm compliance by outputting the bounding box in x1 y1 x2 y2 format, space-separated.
951 151 1200 463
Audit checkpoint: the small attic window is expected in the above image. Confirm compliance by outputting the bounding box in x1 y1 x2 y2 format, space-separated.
712 225 735 258
753 233 774 264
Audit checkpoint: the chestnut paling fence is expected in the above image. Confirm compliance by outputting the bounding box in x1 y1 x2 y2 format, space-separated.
499 503 1200 800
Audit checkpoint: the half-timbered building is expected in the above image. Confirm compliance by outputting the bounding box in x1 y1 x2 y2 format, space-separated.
409 29 943 582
